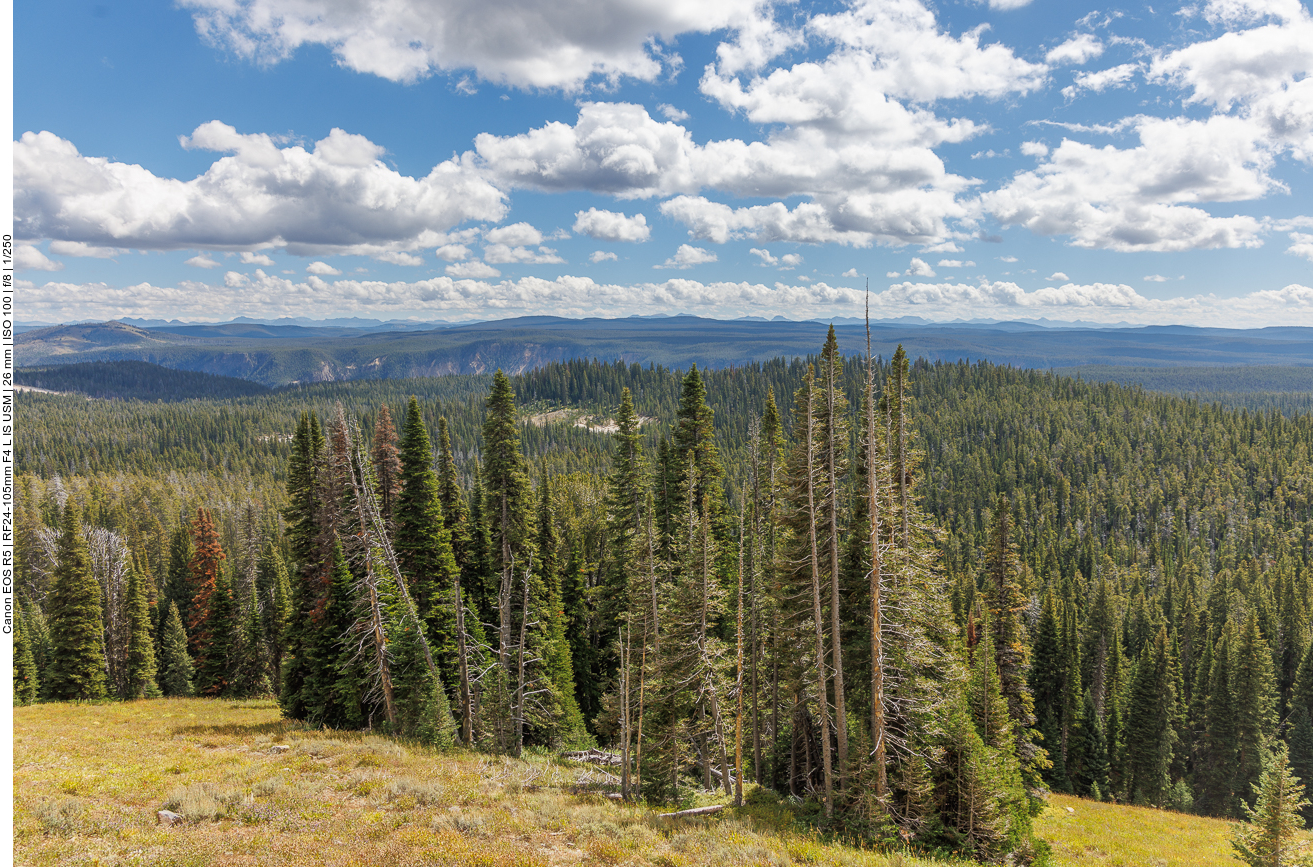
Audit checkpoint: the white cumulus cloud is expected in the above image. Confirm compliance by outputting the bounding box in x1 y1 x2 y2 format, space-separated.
1289 232 1313 260
573 208 651 242
180 0 760 90
435 244 471 262
983 115 1274 251
49 240 119 258
185 253 221 269
906 257 936 277
445 261 501 278
307 261 342 275
590 250 618 263
374 251 425 266
14 123 504 255
1047 34 1103 66
24 270 1313 328
15 244 63 272
658 244 718 269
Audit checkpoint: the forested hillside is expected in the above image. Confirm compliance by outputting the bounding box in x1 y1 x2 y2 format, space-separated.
15 343 1313 862
17 361 273 401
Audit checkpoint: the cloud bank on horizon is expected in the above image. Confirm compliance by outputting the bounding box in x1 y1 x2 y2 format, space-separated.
13 0 1313 326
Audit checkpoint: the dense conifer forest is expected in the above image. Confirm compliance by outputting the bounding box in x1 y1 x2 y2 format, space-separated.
15 336 1313 862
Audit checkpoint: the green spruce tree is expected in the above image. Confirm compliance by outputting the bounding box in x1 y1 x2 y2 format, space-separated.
123 563 160 699
46 502 107 701
395 396 460 691
157 599 195 697
194 569 237 696
13 604 40 705
1231 741 1312 867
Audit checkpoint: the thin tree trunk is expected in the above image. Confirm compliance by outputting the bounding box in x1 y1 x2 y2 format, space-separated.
697 485 711 792
621 624 631 799
366 567 397 728
709 668 733 798
825 350 848 789
866 298 887 800
805 376 834 817
515 560 530 759
636 623 647 798
895 354 908 550
735 501 746 806
455 572 472 745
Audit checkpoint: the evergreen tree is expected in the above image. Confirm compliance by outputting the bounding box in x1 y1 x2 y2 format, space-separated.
537 472 587 744
1126 625 1177 806
1030 589 1067 790
194 569 237 696
436 416 472 572
305 540 369 728
229 599 273 698
160 520 194 648
465 465 497 628
157 599 195 697
123 563 159 699
255 543 291 696
1231 741 1312 867
1235 610 1279 810
371 404 402 529
280 411 323 720
46 502 107 701
13 605 40 705
395 396 460 689
381 560 457 747
1200 622 1240 815
985 494 1042 785
1076 689 1110 799
1289 638 1313 821
186 507 226 658
970 614 1015 752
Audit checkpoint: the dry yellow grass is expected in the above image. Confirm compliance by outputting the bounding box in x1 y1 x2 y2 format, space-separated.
14 699 946 867
1035 792 1253 867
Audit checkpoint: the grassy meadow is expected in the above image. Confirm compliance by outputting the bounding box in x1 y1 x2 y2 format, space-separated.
15 698 1251 867
1036 794 1243 867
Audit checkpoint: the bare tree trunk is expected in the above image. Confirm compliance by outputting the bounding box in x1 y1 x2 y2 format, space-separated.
636 624 647 798
825 348 848 789
365 565 397 727
621 624 632 799
709 669 733 798
885 379 895 549
895 351 908 550
646 508 660 656
804 374 834 818
455 572 473 745
866 296 888 801
735 501 745 807
696 483 711 792
515 561 530 759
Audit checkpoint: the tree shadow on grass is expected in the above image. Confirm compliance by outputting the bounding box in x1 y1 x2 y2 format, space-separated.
171 719 307 739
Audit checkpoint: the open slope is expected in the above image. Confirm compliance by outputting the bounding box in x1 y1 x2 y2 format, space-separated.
16 699 1260 867
15 699 948 867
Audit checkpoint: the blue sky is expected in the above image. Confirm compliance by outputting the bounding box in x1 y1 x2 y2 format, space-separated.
13 0 1313 326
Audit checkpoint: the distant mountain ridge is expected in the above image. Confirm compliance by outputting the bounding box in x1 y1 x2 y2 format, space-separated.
17 315 1313 387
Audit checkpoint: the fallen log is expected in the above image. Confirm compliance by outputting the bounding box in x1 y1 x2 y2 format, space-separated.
658 805 725 819
561 749 623 767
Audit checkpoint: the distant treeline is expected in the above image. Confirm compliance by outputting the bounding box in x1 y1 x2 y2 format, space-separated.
17 361 271 401
1058 364 1313 410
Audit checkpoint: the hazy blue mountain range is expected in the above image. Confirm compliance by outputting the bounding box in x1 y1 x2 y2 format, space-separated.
16 316 1313 388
